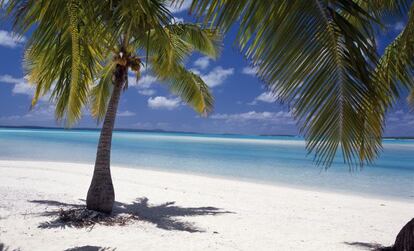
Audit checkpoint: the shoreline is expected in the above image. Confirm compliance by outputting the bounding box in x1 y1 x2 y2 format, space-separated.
0 160 413 250
1 158 412 204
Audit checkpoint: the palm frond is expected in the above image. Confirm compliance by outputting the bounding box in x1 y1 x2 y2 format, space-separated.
364 0 413 16
139 23 222 79
11 0 106 126
90 62 116 122
409 89 414 106
67 0 83 124
186 0 383 168
374 2 414 107
153 63 213 114
165 23 222 59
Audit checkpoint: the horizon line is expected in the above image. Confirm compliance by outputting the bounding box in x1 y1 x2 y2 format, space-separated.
0 125 413 139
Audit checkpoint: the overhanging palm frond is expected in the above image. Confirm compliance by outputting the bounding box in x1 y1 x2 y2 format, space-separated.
67 0 83 123
186 0 383 168
8 0 106 126
153 63 213 115
139 23 221 79
90 62 116 122
364 0 413 16
145 23 220 115
374 2 414 107
409 90 414 106
166 23 222 59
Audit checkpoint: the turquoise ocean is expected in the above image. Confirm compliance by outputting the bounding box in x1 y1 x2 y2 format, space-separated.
0 127 413 201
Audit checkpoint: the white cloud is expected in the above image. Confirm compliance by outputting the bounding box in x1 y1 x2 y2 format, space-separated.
395 110 404 115
148 96 181 110
133 121 153 129
0 74 35 96
0 103 55 123
0 30 26 48
171 17 184 24
256 92 277 103
211 111 294 124
392 22 405 32
193 56 210 70
249 91 277 105
189 68 201 75
241 66 258 76
200 66 234 87
167 0 192 13
129 74 158 96
0 74 21 84
386 109 414 128
129 74 157 89
138 89 156 96
117 110 136 117
140 75 158 87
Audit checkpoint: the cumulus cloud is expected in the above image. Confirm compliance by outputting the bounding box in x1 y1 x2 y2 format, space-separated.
384 109 414 136
0 74 21 84
171 17 184 24
148 96 181 110
117 110 136 117
129 74 158 96
138 89 156 96
189 68 201 75
211 111 294 124
0 103 55 123
241 66 258 76
167 0 192 13
387 110 414 126
129 74 157 88
0 30 26 48
0 74 35 96
249 92 277 105
392 22 405 32
193 56 211 70
200 66 234 87
395 110 404 115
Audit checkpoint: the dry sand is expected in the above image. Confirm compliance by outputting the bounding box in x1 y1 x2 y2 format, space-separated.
0 160 412 251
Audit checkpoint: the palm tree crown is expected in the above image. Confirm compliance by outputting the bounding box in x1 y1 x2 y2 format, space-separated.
5 0 221 124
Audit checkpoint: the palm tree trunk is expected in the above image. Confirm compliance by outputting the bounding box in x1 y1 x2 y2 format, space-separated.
86 64 127 213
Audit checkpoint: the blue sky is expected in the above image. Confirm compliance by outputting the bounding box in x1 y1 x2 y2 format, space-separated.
0 3 413 136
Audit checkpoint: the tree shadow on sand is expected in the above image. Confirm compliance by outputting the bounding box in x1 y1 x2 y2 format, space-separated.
29 197 233 233
64 246 115 251
0 243 21 251
343 241 393 251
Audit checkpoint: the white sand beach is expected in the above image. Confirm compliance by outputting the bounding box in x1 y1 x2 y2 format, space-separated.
0 160 412 251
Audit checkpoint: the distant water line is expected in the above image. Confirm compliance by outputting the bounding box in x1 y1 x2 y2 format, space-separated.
0 128 413 201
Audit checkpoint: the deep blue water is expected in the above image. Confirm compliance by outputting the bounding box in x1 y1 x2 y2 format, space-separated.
0 128 413 200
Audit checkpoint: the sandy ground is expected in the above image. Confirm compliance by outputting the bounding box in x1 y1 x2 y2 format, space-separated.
0 160 412 251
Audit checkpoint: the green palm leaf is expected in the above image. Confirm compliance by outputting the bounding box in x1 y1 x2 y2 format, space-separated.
152 63 214 115
67 0 83 124
374 2 414 108
185 0 383 168
90 62 116 122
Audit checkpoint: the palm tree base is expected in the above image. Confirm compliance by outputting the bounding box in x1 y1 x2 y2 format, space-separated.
86 176 115 214
392 218 414 251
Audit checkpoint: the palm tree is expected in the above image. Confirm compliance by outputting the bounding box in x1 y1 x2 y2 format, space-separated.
3 0 221 213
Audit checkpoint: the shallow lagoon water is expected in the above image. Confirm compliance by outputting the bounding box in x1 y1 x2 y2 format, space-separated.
0 128 413 200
